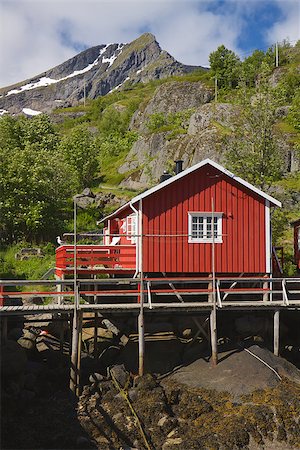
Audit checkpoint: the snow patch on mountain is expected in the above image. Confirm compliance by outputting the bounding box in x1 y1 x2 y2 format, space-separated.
7 43 125 97
22 108 42 116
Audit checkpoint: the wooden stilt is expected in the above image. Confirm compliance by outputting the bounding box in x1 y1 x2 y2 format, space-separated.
56 275 64 352
208 275 213 303
138 307 145 376
70 309 79 395
138 278 145 376
274 310 280 356
76 311 83 397
263 274 269 301
210 307 218 366
69 314 73 358
93 275 98 358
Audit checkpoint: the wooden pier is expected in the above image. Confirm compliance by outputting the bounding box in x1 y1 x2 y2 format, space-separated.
1 276 300 395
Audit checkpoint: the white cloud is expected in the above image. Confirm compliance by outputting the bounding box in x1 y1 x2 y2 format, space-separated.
0 0 299 88
266 0 300 44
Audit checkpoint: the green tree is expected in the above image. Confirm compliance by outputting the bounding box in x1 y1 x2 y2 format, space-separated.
240 50 266 86
0 115 77 243
59 124 99 188
209 45 241 89
0 146 76 243
224 72 285 190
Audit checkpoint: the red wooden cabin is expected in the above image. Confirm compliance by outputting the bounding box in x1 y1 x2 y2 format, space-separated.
55 159 281 278
291 219 300 271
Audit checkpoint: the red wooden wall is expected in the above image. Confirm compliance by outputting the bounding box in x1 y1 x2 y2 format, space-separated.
142 165 267 274
293 220 300 270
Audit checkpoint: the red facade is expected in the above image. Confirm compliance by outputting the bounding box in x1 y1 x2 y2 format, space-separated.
56 160 280 277
292 219 300 270
142 165 267 274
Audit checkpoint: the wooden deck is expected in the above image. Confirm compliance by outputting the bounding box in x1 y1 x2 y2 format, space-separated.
0 276 300 316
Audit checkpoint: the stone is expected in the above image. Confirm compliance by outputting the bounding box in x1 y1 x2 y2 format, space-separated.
109 364 129 388
128 388 138 402
89 373 104 384
17 329 37 350
162 437 183 449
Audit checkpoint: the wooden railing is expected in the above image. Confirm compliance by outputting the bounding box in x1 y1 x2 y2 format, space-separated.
55 244 136 276
1 277 300 311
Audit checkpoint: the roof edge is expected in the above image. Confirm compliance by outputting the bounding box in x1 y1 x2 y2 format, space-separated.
99 158 282 224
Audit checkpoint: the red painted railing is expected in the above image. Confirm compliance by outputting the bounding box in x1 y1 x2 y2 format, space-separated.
55 244 136 276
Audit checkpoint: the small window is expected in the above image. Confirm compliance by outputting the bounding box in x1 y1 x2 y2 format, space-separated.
126 214 137 244
188 212 223 243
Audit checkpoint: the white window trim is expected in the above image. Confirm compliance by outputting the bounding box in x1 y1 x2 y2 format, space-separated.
188 212 223 243
126 214 137 244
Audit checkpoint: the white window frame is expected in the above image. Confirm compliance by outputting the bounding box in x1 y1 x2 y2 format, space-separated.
126 214 137 244
188 212 223 243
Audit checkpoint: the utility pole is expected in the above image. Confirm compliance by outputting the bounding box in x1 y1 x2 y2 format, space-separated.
83 82 86 108
275 42 279 68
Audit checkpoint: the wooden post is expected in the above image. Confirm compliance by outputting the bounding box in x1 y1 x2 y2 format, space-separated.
138 280 145 376
70 308 79 395
138 198 145 377
93 275 98 358
263 274 269 302
210 307 218 366
274 310 280 356
76 310 83 397
70 281 80 395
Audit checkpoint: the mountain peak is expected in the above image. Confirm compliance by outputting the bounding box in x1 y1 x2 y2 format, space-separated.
0 34 204 116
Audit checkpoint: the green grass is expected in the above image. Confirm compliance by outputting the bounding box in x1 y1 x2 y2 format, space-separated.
0 242 56 280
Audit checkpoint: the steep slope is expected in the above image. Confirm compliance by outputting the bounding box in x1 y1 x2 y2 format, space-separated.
0 33 201 115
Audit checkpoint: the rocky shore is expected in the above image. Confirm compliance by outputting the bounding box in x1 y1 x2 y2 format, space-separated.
1 317 300 450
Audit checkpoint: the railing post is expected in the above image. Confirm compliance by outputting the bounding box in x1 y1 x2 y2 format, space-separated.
263 274 269 302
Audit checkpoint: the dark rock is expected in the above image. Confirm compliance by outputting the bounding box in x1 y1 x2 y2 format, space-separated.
89 373 104 384
128 388 138 402
17 329 37 350
109 364 129 388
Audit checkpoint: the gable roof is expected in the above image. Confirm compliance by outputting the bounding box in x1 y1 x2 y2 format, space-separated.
100 159 281 223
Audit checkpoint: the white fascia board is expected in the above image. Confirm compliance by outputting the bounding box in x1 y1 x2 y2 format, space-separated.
129 159 282 207
99 159 281 224
265 200 271 273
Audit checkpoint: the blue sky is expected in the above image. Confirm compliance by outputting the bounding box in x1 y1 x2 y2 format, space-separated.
0 0 299 87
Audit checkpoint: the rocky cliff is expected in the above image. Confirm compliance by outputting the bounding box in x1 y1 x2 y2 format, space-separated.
0 33 202 115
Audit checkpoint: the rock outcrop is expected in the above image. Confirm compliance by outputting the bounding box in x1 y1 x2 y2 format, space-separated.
119 100 238 189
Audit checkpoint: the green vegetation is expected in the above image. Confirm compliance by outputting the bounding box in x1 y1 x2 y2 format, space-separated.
224 71 285 190
146 109 195 137
0 242 55 279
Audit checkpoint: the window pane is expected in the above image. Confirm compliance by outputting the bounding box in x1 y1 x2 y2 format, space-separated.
213 217 218 238
206 217 212 238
